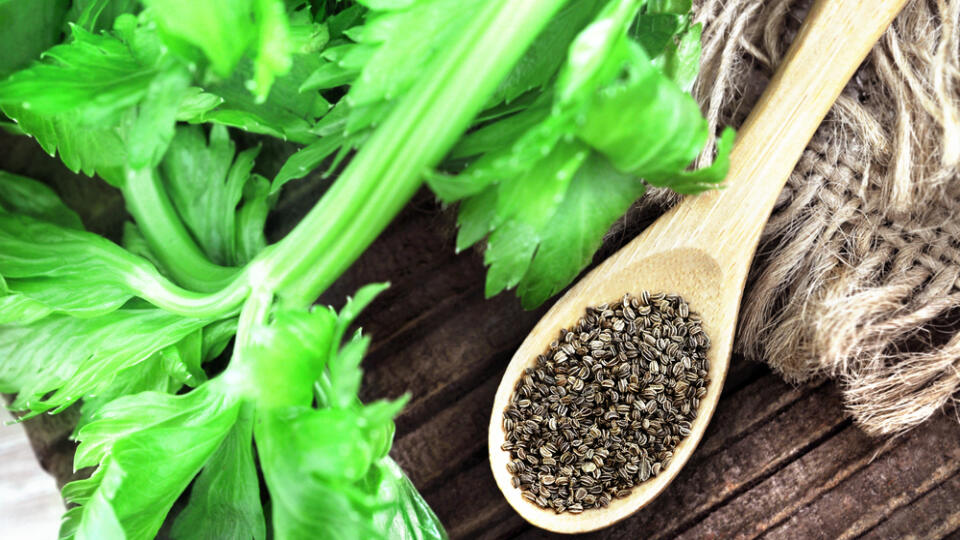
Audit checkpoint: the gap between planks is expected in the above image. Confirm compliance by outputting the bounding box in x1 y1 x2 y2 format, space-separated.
750 412 960 540
859 470 960 540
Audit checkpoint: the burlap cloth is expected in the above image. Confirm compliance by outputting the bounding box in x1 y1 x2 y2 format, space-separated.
630 0 960 435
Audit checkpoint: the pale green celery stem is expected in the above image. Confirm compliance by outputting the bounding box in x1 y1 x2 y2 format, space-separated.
123 167 238 292
221 287 274 400
135 272 249 318
261 0 568 307
236 286 273 349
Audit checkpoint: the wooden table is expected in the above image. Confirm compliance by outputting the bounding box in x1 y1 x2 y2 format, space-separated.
4 135 960 538
331 196 960 540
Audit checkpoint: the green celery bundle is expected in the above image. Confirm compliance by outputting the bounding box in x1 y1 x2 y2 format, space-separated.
0 0 731 538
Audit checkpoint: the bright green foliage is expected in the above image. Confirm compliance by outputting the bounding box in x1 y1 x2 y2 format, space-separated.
174 88 225 120
269 100 365 191
73 327 208 429
121 222 168 277
0 7 323 182
0 308 206 414
0 280 53 325
159 125 274 266
241 306 338 407
323 282 390 406
517 154 647 308
63 379 242 540
377 458 448 540
0 22 187 183
172 4 331 143
0 104 128 185
0 171 83 228
65 0 140 32
0 26 158 122
169 405 266 540
121 65 193 169
74 344 184 432
435 0 734 306
476 140 590 297
160 328 207 387
271 133 346 191
301 0 489 135
344 0 485 114
142 0 293 98
488 0 604 105
52 284 442 540
187 51 330 143
200 317 240 360
0 0 731 537
0 211 205 316
245 285 443 539
0 213 156 316
0 0 69 79
634 0 702 92
256 404 409 539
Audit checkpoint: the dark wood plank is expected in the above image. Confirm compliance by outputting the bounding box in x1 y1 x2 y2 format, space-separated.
677 422 880 539
757 412 960 540
421 371 811 539
392 372 499 490
695 369 818 459
423 459 524 539
860 471 960 539
364 287 543 434
331 187 958 540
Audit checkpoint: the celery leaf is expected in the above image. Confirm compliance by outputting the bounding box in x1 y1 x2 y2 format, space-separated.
171 405 265 540
443 0 733 308
0 308 206 414
0 213 184 316
0 0 69 79
159 125 274 266
63 379 241 540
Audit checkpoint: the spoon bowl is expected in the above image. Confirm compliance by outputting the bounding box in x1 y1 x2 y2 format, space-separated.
490 247 730 533
488 0 909 533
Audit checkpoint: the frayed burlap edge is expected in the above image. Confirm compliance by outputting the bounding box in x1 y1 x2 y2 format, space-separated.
645 0 960 436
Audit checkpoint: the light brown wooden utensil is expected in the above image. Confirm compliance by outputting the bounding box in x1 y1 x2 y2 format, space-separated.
488 0 910 533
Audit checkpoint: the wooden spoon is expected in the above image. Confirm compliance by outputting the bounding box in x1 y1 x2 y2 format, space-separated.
488 0 909 533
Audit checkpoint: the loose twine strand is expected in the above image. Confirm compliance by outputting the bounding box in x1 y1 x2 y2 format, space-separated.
626 0 960 435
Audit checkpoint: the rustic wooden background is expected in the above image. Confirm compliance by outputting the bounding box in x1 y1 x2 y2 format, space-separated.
3 130 960 538
328 192 960 540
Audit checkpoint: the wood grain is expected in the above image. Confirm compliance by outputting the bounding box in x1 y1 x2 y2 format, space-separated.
344 196 958 540
861 471 960 539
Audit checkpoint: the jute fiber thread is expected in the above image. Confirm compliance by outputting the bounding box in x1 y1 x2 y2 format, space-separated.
629 0 960 435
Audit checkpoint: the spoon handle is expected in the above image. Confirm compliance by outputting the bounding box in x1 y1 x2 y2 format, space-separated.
649 0 908 283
